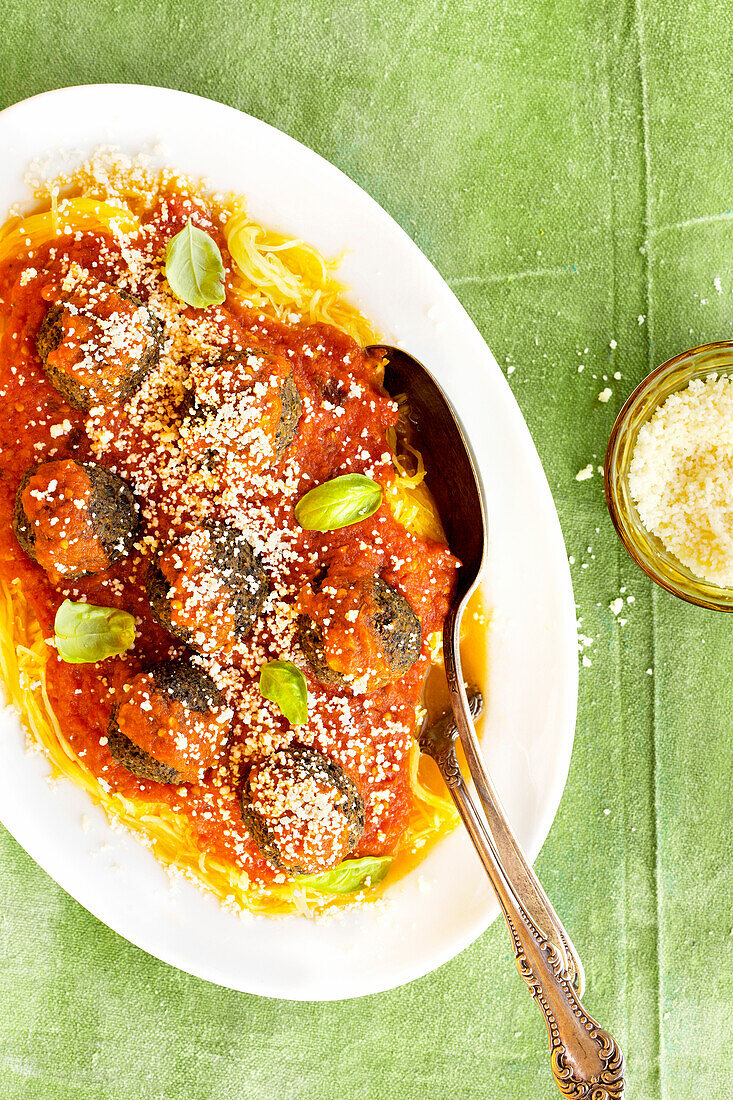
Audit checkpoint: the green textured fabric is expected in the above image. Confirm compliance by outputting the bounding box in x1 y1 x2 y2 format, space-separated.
1 1 732 1097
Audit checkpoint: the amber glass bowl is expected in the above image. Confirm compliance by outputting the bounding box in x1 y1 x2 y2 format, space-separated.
605 340 733 611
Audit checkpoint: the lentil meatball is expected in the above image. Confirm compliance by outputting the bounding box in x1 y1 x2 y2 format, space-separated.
145 521 268 655
240 745 365 874
108 659 231 785
297 571 422 693
13 458 139 583
36 282 162 410
146 523 269 655
179 346 302 469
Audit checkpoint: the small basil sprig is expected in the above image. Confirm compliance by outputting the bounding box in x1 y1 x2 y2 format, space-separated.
54 600 136 664
294 474 383 532
165 218 226 309
259 660 308 725
295 856 392 894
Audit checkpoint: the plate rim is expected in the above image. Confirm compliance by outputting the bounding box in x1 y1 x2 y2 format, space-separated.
0 83 578 1000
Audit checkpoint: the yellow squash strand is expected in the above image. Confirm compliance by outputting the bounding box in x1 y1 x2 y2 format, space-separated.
225 204 379 346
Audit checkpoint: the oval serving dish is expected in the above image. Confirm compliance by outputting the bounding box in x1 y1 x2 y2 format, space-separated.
0 85 577 999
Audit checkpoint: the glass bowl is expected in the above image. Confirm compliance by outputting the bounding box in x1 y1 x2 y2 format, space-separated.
605 340 733 611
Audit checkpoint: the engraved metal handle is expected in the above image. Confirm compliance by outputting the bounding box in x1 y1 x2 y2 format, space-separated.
421 693 625 1098
445 608 586 995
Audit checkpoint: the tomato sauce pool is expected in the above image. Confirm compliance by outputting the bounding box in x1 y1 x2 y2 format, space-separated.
0 187 457 890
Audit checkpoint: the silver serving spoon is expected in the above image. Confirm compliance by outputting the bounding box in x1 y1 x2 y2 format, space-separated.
376 345 625 1100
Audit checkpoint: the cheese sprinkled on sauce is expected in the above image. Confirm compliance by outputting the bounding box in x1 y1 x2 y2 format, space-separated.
0 152 460 907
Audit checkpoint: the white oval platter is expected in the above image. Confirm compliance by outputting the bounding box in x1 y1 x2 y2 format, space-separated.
0 84 577 1000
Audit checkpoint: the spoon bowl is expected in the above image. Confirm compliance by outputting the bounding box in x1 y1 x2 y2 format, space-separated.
377 344 486 598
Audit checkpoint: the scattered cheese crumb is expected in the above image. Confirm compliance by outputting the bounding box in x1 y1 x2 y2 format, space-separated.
598 388 612 403
609 598 624 616
575 464 594 481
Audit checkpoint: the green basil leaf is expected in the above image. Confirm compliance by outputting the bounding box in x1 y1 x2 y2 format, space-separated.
259 660 308 726
165 219 226 309
54 599 136 664
295 855 393 894
294 474 383 532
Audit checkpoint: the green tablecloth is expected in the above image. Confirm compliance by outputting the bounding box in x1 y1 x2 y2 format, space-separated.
1 2 732 1097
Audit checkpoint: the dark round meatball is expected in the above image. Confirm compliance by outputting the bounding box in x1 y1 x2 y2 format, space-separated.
240 745 365 874
298 574 422 693
179 346 302 469
108 659 230 785
13 458 139 582
146 523 269 654
36 284 162 410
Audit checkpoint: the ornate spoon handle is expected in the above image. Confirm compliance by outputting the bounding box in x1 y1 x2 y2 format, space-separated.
420 715 625 1099
444 610 585 995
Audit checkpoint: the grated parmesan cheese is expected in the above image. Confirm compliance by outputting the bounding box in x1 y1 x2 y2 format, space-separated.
629 373 733 585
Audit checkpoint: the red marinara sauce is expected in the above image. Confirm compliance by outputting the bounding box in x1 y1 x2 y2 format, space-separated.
0 183 458 890
20 459 109 581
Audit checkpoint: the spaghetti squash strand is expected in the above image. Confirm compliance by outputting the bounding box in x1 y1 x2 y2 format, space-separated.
224 204 378 346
